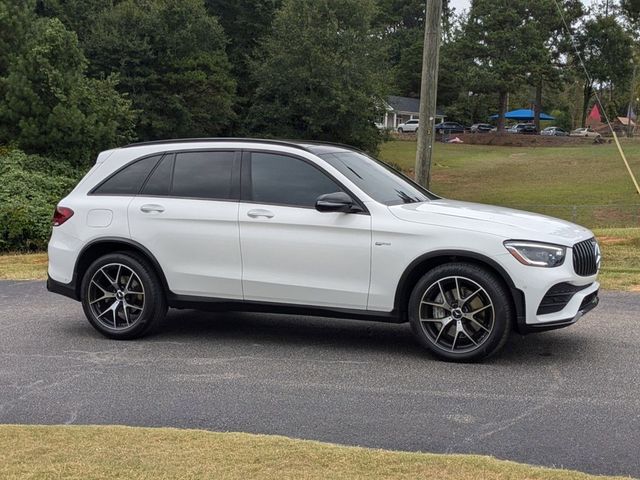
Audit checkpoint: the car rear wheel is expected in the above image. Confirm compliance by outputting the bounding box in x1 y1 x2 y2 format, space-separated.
408 263 512 362
80 252 167 339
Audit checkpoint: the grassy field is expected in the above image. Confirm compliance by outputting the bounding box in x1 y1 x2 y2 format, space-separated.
0 425 630 480
0 252 48 281
380 140 640 227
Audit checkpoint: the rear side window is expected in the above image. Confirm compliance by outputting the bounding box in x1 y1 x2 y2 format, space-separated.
93 155 161 195
249 152 343 208
141 155 173 196
171 151 234 199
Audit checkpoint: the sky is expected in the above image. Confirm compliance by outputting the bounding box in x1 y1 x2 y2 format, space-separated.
449 0 594 14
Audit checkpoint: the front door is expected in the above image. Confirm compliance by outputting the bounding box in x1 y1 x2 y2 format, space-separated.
239 151 371 309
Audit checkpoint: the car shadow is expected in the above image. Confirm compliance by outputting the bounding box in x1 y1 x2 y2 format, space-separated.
141 308 590 365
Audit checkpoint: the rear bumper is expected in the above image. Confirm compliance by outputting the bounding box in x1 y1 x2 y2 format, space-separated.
46 275 78 301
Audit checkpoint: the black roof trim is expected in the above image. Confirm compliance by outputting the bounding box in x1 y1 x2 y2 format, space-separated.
294 140 361 154
122 138 314 152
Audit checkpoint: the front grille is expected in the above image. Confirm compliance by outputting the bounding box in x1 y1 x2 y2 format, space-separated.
572 238 598 276
537 282 592 315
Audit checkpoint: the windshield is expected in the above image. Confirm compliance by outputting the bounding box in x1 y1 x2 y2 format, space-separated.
319 151 437 206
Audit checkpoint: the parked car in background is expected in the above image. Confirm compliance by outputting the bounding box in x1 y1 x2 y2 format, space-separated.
435 121 465 134
508 123 538 135
570 127 601 139
541 126 569 136
470 123 493 133
47 138 600 362
397 119 419 133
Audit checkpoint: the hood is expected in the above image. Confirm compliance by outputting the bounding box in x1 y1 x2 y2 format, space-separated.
389 199 593 246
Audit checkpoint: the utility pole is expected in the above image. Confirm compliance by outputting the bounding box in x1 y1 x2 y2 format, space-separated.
415 0 443 189
627 63 637 138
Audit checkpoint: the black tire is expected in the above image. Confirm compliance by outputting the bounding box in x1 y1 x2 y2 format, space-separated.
408 262 512 362
80 252 167 339
398 128 404 133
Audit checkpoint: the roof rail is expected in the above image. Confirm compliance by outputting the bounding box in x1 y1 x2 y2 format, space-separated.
122 137 313 152
293 140 362 153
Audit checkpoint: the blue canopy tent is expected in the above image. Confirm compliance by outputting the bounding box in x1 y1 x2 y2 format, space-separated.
489 109 555 121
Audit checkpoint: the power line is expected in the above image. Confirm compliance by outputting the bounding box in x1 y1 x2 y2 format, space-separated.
552 0 640 196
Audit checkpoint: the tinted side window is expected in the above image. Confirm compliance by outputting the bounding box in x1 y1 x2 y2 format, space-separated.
171 151 234 199
320 151 431 205
141 155 173 196
249 153 342 208
94 155 161 195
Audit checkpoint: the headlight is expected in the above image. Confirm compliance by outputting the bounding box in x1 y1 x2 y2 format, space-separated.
504 241 566 267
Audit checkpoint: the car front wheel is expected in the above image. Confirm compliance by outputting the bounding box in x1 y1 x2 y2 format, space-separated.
80 252 167 339
408 262 512 362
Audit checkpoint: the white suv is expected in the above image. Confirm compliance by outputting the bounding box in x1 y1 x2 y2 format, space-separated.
47 139 600 361
397 119 419 133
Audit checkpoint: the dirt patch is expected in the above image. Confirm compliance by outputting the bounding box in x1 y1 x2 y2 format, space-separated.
390 131 606 147
598 236 630 246
460 133 605 147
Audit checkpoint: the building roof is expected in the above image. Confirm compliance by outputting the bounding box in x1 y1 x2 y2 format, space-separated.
617 116 636 127
386 95 444 117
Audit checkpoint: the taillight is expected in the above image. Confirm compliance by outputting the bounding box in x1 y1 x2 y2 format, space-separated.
52 206 74 226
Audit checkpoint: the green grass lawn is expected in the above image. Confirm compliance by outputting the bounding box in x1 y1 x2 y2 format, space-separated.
0 252 48 281
0 425 630 480
380 140 640 227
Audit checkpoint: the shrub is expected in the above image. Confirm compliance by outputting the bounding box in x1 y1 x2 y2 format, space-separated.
0 148 84 251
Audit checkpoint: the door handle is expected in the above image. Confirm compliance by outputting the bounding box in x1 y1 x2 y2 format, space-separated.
247 208 274 219
140 204 165 213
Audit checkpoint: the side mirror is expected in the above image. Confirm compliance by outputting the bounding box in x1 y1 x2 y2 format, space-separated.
315 192 362 213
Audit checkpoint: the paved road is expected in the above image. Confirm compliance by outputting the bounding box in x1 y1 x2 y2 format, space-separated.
1 280 639 477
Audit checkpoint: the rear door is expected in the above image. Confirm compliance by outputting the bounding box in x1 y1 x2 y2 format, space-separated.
128 150 243 299
238 151 372 309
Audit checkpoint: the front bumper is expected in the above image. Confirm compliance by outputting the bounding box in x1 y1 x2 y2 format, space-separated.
493 250 600 334
518 287 598 333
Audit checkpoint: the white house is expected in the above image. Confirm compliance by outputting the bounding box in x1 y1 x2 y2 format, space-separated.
380 95 446 129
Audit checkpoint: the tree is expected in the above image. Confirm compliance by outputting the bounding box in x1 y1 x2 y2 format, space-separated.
0 0 34 78
204 0 282 127
35 0 111 42
458 0 544 131
76 0 236 141
621 0 640 26
0 18 134 164
375 0 458 101
523 0 584 130
248 0 386 152
575 15 633 126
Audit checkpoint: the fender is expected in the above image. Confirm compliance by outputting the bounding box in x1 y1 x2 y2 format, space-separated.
393 249 526 330
70 236 171 299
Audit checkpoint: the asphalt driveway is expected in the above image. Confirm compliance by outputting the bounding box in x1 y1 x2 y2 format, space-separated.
1 280 639 477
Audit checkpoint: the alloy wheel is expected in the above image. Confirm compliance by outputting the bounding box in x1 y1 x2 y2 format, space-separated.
87 263 145 330
418 275 495 353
